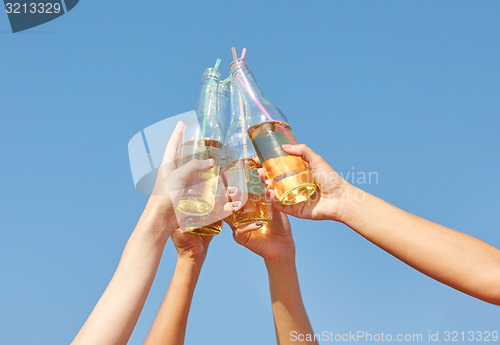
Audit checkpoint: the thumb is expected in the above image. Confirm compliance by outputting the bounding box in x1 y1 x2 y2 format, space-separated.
281 144 325 168
232 222 264 243
176 158 214 176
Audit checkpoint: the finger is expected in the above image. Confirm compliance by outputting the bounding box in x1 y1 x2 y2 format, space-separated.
252 155 262 166
176 158 214 176
257 168 267 184
227 186 238 197
268 188 303 218
223 200 244 214
226 186 240 201
268 189 280 205
267 189 287 213
281 144 325 167
216 186 239 206
162 121 185 165
234 221 264 236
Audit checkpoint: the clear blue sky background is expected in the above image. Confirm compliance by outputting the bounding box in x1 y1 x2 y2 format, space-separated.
1 1 500 344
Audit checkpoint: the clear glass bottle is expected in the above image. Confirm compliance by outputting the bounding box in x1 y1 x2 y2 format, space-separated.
177 67 224 217
218 78 230 132
181 169 224 235
225 80 272 227
182 215 223 236
229 58 317 205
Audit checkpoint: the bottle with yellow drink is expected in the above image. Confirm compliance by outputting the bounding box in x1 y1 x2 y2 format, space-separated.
177 59 224 219
229 50 317 205
224 78 272 227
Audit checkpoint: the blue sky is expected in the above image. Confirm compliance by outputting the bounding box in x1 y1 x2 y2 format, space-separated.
1 1 500 344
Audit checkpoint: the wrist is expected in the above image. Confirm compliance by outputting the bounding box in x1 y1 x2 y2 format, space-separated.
143 196 177 236
327 181 363 224
175 255 204 273
264 251 296 270
332 183 366 224
265 255 298 281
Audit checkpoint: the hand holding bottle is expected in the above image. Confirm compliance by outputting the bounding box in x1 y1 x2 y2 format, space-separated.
171 228 213 263
256 144 351 222
257 143 500 306
226 207 295 264
149 121 241 233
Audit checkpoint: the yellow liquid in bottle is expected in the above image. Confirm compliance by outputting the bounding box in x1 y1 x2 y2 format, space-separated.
177 139 222 216
185 219 223 236
248 121 317 205
227 158 272 227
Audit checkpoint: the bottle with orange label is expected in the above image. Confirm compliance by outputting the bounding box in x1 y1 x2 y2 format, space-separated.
229 55 317 205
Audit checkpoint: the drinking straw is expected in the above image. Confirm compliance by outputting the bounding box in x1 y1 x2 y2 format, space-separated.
213 58 221 72
232 48 297 144
230 48 273 122
230 48 250 159
201 58 221 138
238 89 249 159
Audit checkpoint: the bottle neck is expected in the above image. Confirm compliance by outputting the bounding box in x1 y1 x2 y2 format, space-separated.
219 80 230 98
225 81 256 160
230 59 285 126
230 59 269 106
196 68 221 121
228 82 244 128
218 81 230 114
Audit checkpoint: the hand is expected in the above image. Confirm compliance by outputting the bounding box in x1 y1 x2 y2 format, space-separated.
225 207 295 264
148 121 243 233
171 228 213 263
149 121 212 212
257 144 353 222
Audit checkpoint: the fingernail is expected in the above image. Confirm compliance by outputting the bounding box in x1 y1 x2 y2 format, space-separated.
208 159 215 166
232 201 241 208
255 221 264 227
228 187 237 194
253 155 258 160
281 144 292 149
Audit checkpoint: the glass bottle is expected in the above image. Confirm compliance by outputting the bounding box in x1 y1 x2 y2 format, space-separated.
182 215 223 236
218 78 230 132
176 67 224 217
224 80 272 227
229 58 317 205
181 158 225 236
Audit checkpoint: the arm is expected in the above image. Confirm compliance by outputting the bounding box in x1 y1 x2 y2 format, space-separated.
341 184 500 305
144 230 212 345
71 198 175 345
259 144 500 305
72 122 216 345
266 256 317 345
229 210 318 345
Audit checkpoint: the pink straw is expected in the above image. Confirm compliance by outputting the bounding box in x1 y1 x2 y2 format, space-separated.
235 72 273 121
232 48 296 143
235 47 273 121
